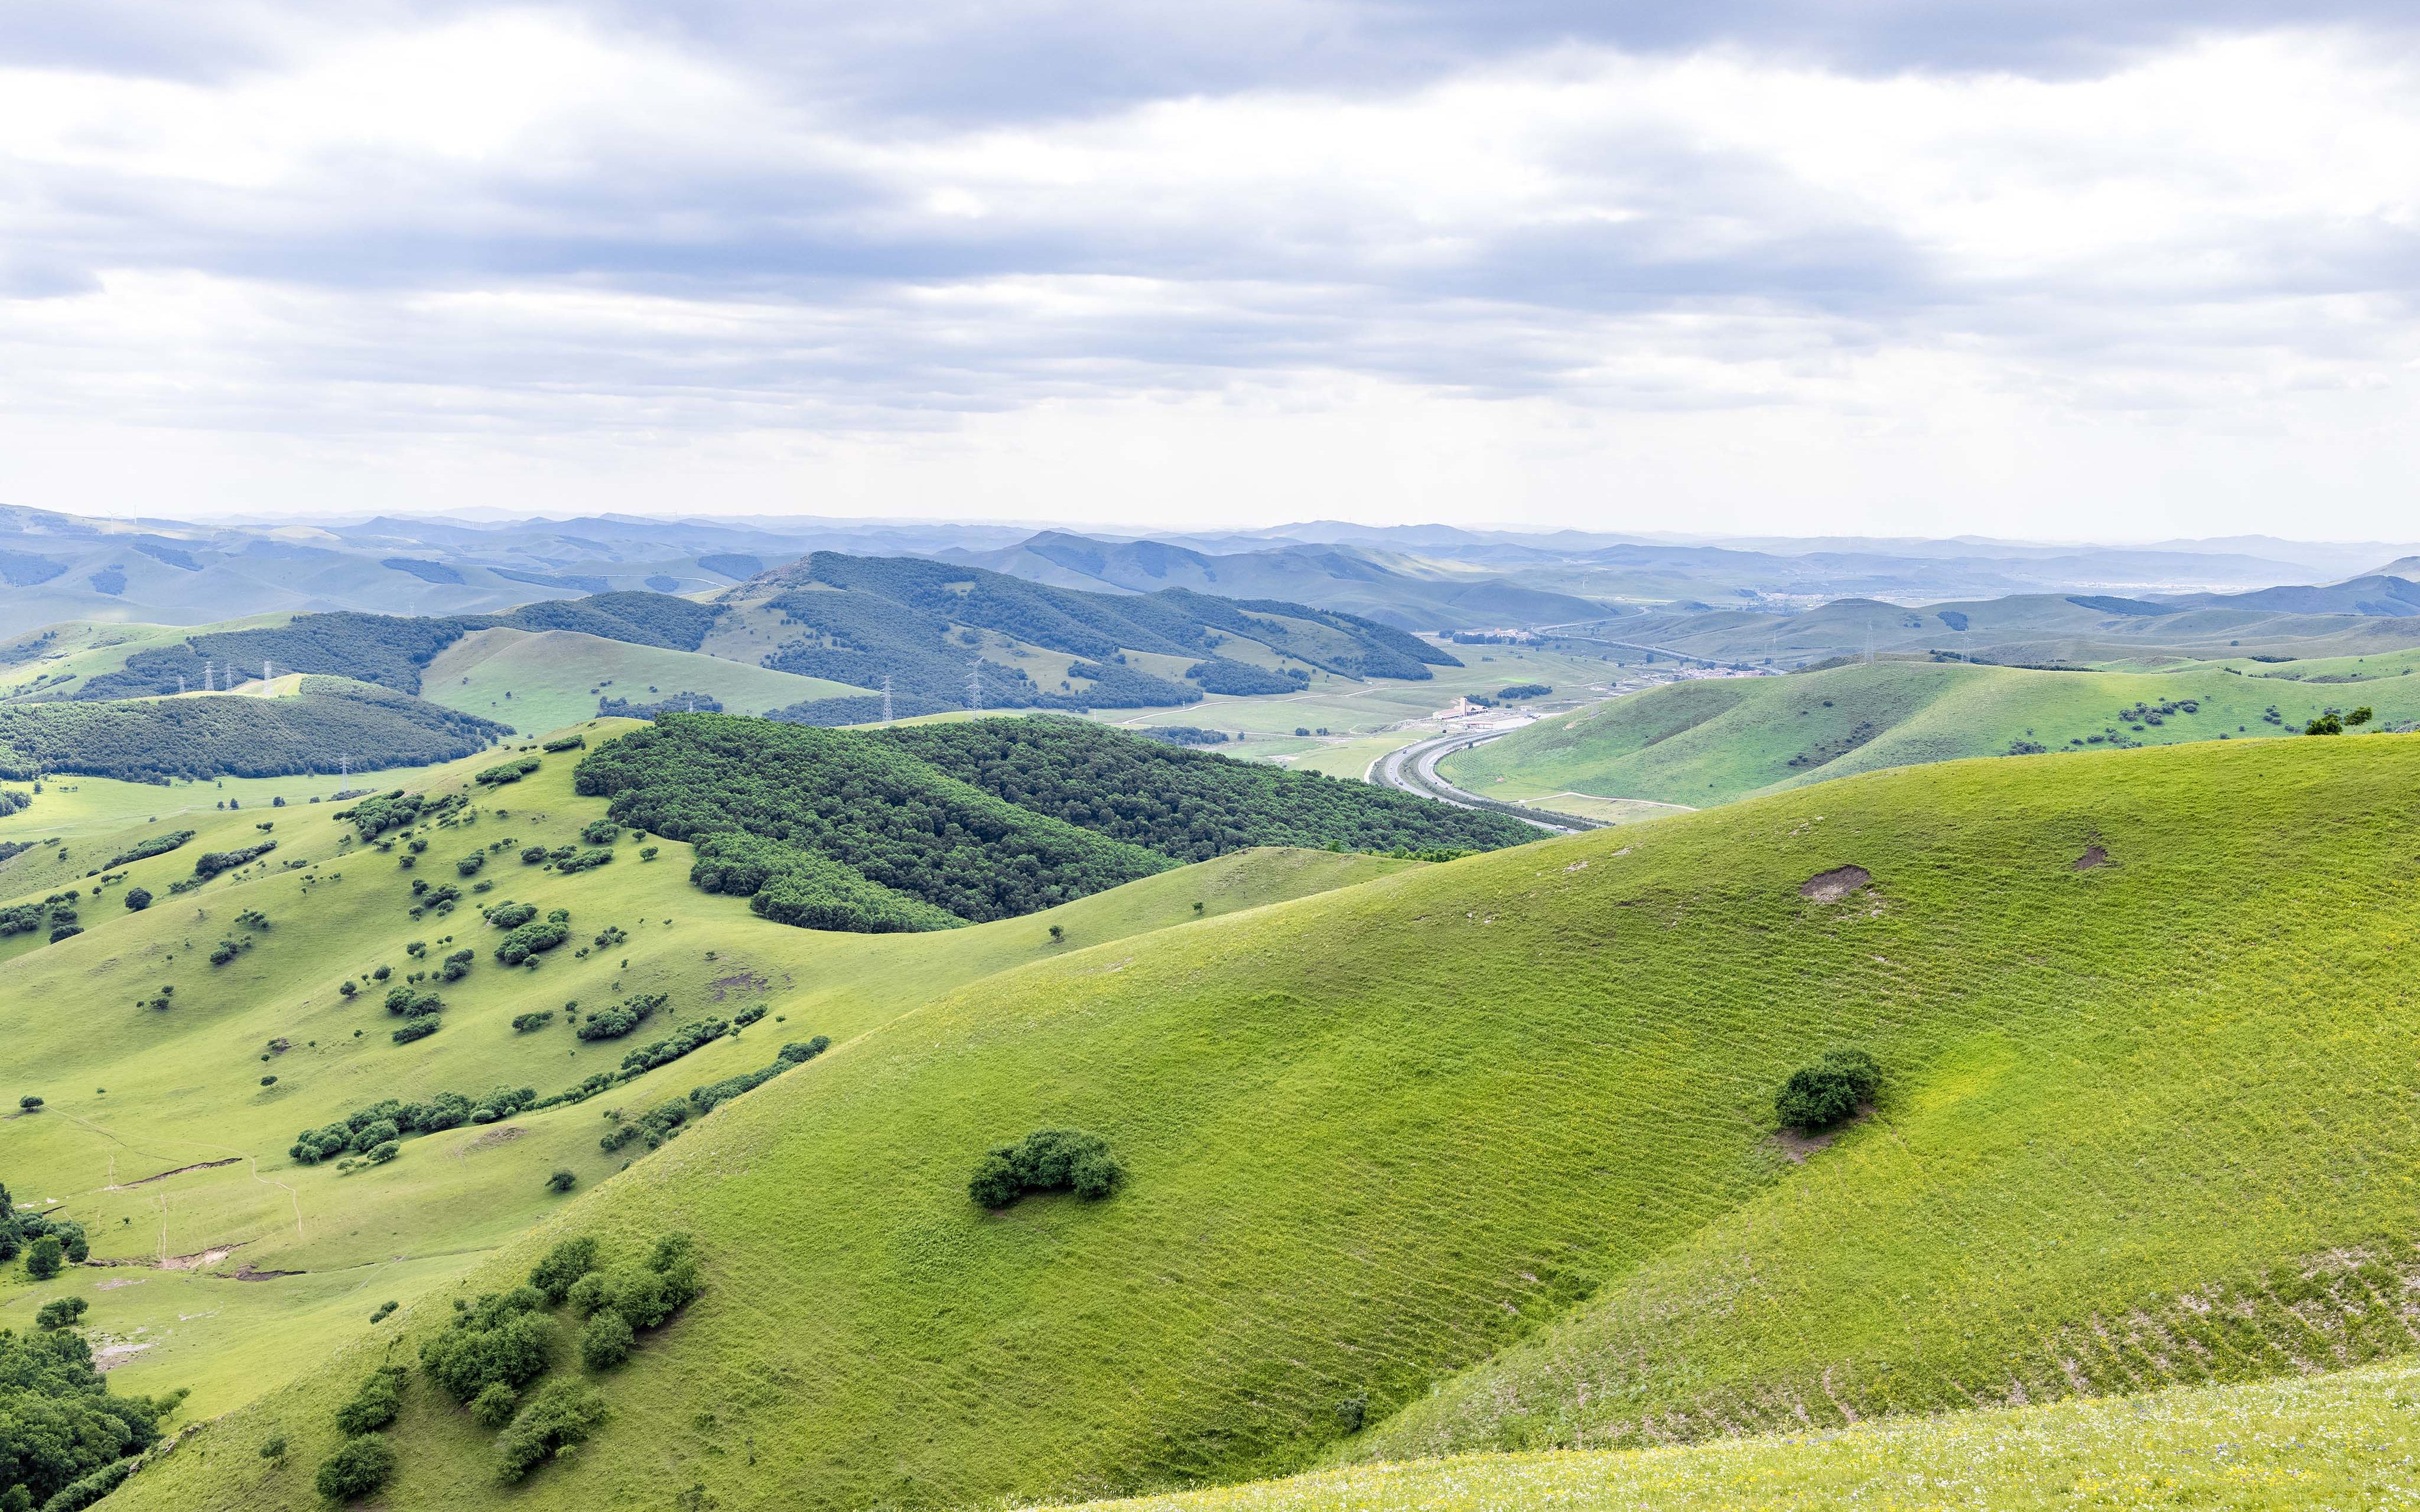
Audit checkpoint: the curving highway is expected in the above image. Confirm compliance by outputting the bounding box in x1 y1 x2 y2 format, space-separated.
1372 728 1605 833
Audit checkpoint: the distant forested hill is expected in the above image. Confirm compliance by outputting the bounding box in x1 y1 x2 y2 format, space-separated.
753 553 1458 724
575 712 1527 931
880 718 1537 859
0 678 508 781
74 592 724 700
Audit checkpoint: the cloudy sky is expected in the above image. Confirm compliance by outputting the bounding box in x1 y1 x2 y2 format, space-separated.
3 2 2418 537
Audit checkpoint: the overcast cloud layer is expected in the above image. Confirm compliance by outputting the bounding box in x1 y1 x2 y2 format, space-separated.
2 2 2417 536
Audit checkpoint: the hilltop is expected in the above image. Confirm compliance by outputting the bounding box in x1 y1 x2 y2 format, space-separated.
0 678 508 783
1443 656 2420 807
99 731 2420 1511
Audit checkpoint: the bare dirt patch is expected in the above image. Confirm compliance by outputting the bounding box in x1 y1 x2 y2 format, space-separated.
1800 865 1872 902
158 1245 242 1271
709 969 769 1002
233 1265 305 1281
460 1125 526 1155
94 1277 147 1292
93 1341 153 1372
102 1156 241 1191
1770 1106 1873 1163
2073 845 2112 870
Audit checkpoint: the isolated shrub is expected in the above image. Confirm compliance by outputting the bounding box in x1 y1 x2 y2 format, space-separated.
547 1168 577 1194
25 1235 62 1280
2306 713 2343 735
520 845 546 864
1334 1394 1368 1432
1775 1047 1882 1132
579 1309 634 1371
122 888 151 911
494 1379 609 1482
970 1129 1123 1208
35 1295 88 1331
314 1435 396 1501
259 1434 287 1464
529 1236 600 1304
456 852 486 877
580 819 620 845
2349 705 2375 726
332 1370 403 1435
18 1094 40 1112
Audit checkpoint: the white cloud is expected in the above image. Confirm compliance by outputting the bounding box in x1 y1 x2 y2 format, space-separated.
0 9 2416 532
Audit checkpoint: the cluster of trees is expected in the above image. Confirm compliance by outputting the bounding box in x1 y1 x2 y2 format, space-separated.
1496 683 1553 699
599 691 723 718
1137 726 1229 746
476 754 542 786
573 992 663 1041
0 788 28 817
969 1129 1123 1208
617 1016 731 1073
495 909 572 965
322 1230 704 1495
0 680 507 784
578 716 1168 928
335 788 461 839
0 1329 176 1511
690 835 964 934
290 1087 541 1165
0 894 74 940
599 1037 828 1153
1185 658 1306 695
77 592 726 701
752 552 1454 724
194 839 275 878
104 829 193 869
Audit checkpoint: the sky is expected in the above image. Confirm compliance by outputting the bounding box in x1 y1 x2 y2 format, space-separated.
2 2 2418 539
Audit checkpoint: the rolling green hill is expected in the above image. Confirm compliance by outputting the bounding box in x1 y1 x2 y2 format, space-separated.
417 626 863 734
574 714 1534 930
1442 657 2420 807
0 678 509 783
0 722 1420 1446
100 731 2420 1512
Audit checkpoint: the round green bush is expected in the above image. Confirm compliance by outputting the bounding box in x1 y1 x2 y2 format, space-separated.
314 1436 396 1501
580 1309 634 1371
470 1381 519 1429
1774 1048 1882 1132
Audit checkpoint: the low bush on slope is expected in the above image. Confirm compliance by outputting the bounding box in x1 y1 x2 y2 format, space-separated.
112 735 2420 1512
578 714 1525 930
0 678 508 782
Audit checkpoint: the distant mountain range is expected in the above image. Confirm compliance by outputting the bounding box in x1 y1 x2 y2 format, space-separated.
5 501 2419 641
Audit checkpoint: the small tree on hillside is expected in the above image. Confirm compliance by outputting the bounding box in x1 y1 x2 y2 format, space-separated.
1775 1048 1882 1133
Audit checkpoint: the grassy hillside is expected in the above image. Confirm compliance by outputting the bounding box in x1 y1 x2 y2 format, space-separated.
1612 587 2420 668
0 721 1416 1432
1443 657 2420 806
419 626 863 734
109 732 2420 1512
1081 1358 2420 1512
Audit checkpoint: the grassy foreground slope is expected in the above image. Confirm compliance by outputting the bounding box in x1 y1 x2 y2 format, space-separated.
0 721 1414 1422
116 734 2420 1512
1444 657 2420 806
1087 1359 2420 1512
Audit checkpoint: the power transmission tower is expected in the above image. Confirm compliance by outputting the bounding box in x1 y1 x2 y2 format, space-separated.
202 661 213 693
262 658 273 695
882 674 893 724
966 661 983 712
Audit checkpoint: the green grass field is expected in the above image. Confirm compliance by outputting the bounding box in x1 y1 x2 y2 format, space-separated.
1078 1358 2420 1512
102 731 2420 1512
0 719 1416 1425
418 626 865 733
1442 657 2420 807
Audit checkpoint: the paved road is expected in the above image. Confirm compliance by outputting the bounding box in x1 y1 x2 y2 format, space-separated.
1372 729 1606 833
